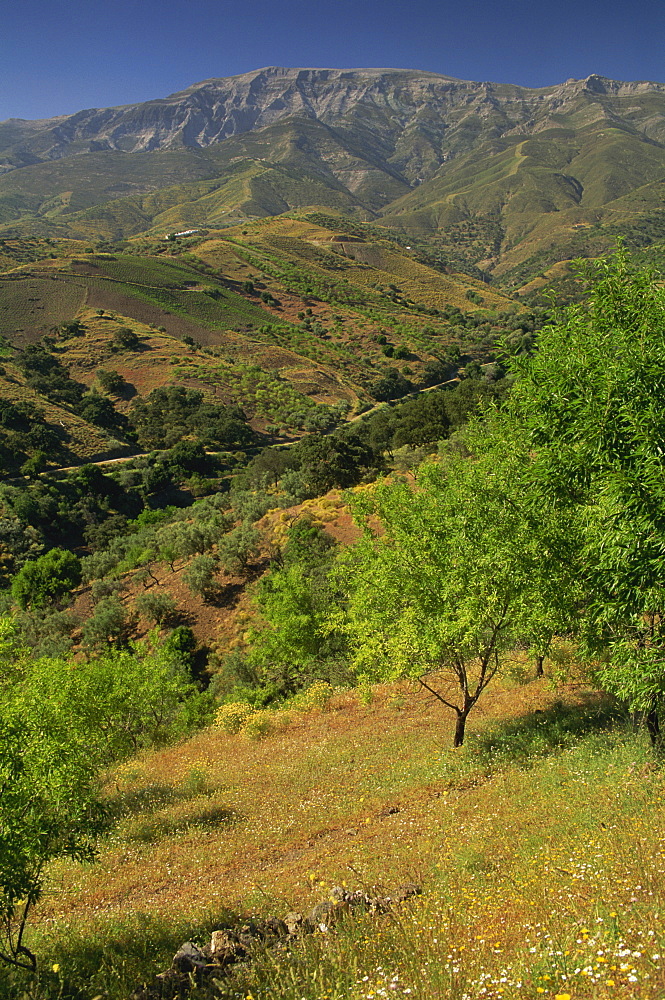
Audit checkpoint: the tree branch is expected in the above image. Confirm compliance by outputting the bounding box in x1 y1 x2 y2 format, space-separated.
418 676 460 714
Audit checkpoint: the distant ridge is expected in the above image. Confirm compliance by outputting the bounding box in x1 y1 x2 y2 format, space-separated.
1 66 665 285
2 67 664 167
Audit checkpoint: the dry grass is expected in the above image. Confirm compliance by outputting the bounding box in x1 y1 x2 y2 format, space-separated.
39 676 602 925
11 670 665 999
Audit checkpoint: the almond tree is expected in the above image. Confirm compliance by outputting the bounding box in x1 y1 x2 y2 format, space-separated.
509 250 665 745
334 422 578 746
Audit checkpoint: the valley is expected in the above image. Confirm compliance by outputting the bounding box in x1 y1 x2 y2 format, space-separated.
2 66 665 1000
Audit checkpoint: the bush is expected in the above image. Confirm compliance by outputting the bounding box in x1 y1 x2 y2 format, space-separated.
81 596 129 650
183 555 218 600
112 327 140 350
11 549 82 610
215 701 255 734
96 369 125 393
134 591 177 626
290 680 334 713
217 523 261 575
243 710 273 740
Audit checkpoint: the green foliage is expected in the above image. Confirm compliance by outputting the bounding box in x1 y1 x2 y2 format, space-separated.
182 554 218 600
81 595 129 650
16 639 208 764
288 431 380 495
0 702 104 971
369 367 413 401
112 326 140 350
10 548 81 610
246 518 345 697
134 590 177 626
334 425 576 745
509 251 665 727
216 522 261 575
129 385 254 451
16 344 86 407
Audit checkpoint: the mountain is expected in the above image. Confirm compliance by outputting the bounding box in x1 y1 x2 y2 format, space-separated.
2 67 665 285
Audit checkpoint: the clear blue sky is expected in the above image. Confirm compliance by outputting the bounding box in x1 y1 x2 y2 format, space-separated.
2 0 664 121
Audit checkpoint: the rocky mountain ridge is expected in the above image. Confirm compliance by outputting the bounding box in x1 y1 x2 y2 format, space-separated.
2 67 665 286
2 66 665 175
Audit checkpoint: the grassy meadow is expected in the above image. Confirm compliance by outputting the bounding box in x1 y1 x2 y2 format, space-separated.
6 668 665 1000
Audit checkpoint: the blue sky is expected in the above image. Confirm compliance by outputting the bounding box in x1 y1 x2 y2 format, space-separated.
2 0 664 120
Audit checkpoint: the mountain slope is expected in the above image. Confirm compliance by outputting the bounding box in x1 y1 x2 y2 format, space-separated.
2 68 665 283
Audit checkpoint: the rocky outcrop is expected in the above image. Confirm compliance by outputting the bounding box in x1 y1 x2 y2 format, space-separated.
130 883 421 1000
2 67 665 174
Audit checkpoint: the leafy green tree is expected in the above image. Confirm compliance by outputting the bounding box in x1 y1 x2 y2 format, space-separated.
17 639 206 763
0 707 104 971
217 523 261 575
509 251 665 744
291 432 378 495
183 554 218 600
96 368 125 393
156 521 206 561
334 429 576 746
112 327 140 350
248 519 344 695
11 549 82 610
129 385 253 451
135 591 177 626
81 595 129 651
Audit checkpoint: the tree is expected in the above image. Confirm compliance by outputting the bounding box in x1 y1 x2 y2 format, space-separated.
183 554 218 600
334 428 576 746
291 432 378 495
81 595 129 650
217 523 261 575
112 327 140 350
509 251 665 744
11 548 82 610
0 705 103 972
247 518 344 695
96 368 125 394
135 590 177 626
17 639 206 763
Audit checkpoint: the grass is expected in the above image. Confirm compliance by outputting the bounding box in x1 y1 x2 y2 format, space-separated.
0 275 87 342
4 670 665 999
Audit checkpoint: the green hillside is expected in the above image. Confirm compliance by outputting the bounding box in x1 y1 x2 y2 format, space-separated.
1 72 665 288
0 215 527 474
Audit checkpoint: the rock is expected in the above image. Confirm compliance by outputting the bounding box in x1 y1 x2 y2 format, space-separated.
154 968 190 999
284 911 304 935
172 942 207 975
210 929 243 963
393 882 422 902
262 916 288 938
133 883 422 998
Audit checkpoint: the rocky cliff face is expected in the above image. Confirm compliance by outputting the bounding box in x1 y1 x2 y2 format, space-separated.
2 67 664 176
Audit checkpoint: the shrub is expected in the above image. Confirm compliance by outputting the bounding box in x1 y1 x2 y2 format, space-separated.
135 591 177 626
96 368 125 393
215 702 255 734
291 680 333 713
11 549 82 610
112 327 140 350
243 710 273 740
182 554 218 600
81 596 129 650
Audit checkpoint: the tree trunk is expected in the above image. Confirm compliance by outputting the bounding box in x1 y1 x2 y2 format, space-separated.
646 707 662 749
453 712 467 747
535 654 544 677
